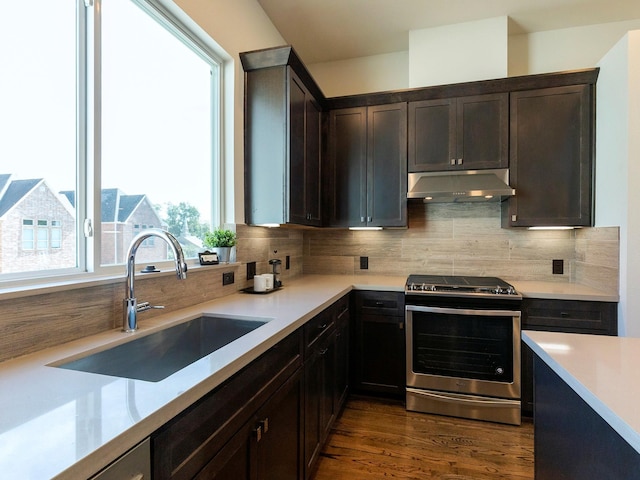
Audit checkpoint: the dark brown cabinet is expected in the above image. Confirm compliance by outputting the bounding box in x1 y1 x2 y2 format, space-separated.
328 103 407 227
504 84 595 227
521 298 617 416
408 93 508 172
194 369 303 480
151 330 303 480
303 294 350 479
352 291 406 396
242 47 323 226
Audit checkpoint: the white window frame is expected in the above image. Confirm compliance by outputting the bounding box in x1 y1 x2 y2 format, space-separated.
1 0 228 289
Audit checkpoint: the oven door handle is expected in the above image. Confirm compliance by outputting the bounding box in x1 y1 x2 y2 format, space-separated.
406 305 520 317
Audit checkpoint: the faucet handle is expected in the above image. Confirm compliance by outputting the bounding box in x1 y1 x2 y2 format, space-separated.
136 301 165 313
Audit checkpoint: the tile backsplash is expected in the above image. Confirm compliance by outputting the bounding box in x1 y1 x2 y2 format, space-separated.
0 202 619 362
302 202 619 292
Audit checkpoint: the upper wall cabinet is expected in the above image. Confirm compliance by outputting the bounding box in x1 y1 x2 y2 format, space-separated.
503 83 595 227
241 47 324 226
408 93 508 172
328 103 407 228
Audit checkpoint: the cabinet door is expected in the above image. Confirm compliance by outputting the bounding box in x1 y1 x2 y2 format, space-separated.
196 369 303 480
367 103 407 227
456 93 508 170
304 331 336 479
353 291 405 396
334 299 350 413
408 94 507 172
289 71 322 226
504 84 594 227
257 368 303 480
408 98 456 172
328 107 367 227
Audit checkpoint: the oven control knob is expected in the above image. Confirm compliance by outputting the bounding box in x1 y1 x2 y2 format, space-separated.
495 367 504 375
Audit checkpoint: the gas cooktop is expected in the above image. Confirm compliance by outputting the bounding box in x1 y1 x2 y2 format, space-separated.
405 275 520 297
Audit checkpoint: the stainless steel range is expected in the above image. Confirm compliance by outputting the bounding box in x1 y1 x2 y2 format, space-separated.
405 275 522 425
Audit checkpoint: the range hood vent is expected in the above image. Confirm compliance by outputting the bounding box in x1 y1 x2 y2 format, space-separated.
407 169 515 203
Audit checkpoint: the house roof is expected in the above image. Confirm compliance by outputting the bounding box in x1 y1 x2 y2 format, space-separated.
60 187 150 223
0 177 43 217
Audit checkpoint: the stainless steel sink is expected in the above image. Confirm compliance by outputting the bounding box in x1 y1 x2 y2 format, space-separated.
53 315 269 382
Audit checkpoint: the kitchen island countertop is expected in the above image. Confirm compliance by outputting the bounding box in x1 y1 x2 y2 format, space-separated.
523 330 640 453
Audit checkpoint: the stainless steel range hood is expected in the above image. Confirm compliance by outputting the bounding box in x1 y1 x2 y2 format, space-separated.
407 169 515 203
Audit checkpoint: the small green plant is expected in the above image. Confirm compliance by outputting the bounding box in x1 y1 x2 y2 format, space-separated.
203 229 236 248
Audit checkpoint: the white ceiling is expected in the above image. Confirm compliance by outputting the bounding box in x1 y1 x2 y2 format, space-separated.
257 0 640 64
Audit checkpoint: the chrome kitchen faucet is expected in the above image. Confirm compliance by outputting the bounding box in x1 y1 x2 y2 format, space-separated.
123 229 187 332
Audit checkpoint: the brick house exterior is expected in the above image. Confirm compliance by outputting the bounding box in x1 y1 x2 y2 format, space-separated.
0 175 76 273
0 174 169 272
98 188 167 265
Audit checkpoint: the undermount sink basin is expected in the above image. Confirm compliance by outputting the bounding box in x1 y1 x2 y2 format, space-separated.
53 315 270 382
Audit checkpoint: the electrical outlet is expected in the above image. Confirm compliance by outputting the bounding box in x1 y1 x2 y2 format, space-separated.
360 256 368 270
222 271 235 285
246 262 256 280
286 255 290 270
552 259 564 275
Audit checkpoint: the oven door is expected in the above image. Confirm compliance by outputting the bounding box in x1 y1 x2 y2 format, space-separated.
406 304 521 400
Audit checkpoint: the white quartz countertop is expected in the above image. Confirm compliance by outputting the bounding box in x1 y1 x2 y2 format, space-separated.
509 280 618 302
523 330 640 453
0 274 614 479
0 274 405 480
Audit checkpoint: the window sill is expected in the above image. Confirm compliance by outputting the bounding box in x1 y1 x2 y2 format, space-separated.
0 262 240 301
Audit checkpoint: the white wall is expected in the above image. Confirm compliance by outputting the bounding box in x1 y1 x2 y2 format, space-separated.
596 31 640 336
308 51 409 97
409 16 509 88
310 17 640 97
173 0 285 225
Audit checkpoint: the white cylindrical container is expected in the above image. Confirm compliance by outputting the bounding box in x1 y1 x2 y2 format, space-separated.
262 273 274 290
254 275 267 292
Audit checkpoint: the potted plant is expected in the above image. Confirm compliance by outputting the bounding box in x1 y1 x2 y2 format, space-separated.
202 228 236 264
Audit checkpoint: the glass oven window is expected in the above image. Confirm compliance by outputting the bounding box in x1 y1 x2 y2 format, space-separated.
411 310 514 382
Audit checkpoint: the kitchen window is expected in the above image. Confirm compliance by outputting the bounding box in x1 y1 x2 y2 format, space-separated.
0 0 225 282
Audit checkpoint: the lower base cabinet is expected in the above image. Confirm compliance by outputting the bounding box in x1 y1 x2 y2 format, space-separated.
151 331 303 480
352 291 405 396
195 368 303 480
303 294 350 479
151 294 351 480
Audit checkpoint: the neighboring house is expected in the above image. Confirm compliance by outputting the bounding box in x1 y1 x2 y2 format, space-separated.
61 188 168 265
0 174 170 273
0 174 76 273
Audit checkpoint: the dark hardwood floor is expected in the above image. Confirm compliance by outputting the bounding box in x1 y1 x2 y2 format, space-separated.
313 396 534 480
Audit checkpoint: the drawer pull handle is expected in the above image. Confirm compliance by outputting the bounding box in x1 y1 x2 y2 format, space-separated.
560 312 570 317
260 418 269 434
319 348 329 356
318 323 328 330
254 425 263 442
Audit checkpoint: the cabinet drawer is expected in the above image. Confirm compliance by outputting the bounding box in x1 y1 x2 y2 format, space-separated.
152 330 303 480
522 299 617 335
304 309 335 351
355 290 405 317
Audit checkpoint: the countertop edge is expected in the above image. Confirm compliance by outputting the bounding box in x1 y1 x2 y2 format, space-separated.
522 331 640 453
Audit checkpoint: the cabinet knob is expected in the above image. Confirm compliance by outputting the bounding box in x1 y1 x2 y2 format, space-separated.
254 424 263 442
450 158 456 166
260 417 269 434
457 158 463 165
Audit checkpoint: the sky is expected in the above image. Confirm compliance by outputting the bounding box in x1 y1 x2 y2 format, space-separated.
0 0 213 223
